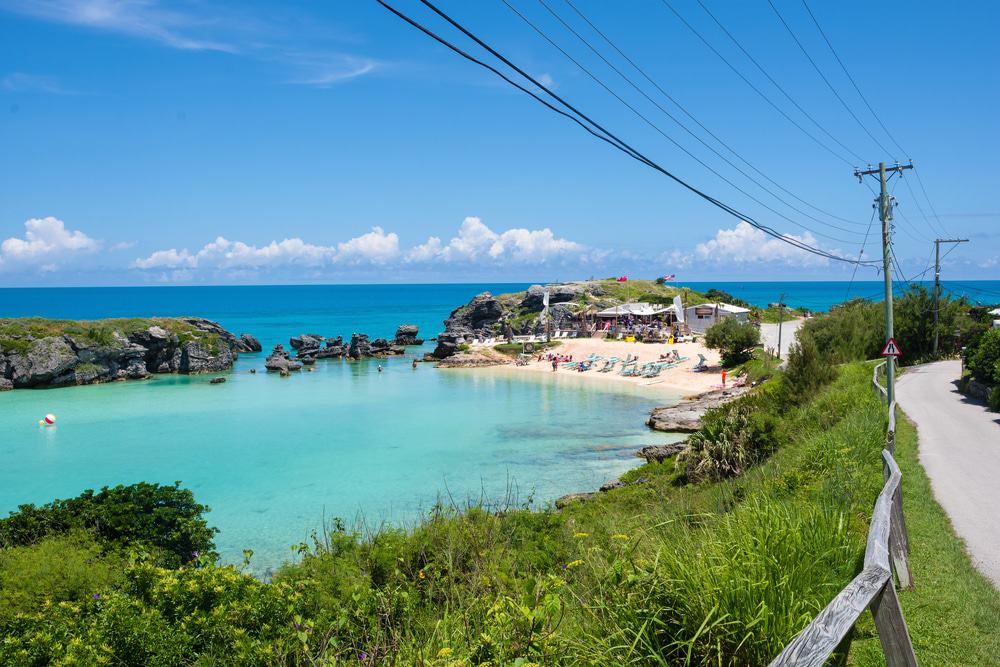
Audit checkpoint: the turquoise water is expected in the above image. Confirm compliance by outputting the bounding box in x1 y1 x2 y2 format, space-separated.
0 283 681 573
3 279 996 572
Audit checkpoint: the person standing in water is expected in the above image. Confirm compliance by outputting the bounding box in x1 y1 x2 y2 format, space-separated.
377 364 383 373
412 358 418 370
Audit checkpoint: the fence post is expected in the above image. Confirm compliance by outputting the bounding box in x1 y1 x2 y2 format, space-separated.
869 579 919 666
882 451 913 590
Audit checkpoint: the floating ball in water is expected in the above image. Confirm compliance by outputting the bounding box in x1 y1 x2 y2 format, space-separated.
43 414 56 425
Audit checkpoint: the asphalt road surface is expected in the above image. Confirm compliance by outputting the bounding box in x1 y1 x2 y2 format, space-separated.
897 359 1000 589
759 318 803 360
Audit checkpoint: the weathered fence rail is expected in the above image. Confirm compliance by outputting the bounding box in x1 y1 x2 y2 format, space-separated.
770 362 917 666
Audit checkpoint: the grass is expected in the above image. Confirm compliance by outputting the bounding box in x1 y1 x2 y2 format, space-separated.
846 411 1000 666
0 317 223 353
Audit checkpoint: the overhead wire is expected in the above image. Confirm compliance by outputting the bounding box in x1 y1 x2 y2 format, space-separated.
378 0 878 266
502 0 867 243
799 0 907 157
559 0 871 229
656 0 862 167
766 0 894 158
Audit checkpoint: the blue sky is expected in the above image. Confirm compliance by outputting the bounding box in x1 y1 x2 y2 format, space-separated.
1 0 997 286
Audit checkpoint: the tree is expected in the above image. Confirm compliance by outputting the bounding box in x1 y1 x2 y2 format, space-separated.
967 328 1000 385
782 333 835 403
703 317 760 367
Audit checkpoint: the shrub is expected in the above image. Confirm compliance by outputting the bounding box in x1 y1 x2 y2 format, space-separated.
679 402 781 483
782 334 836 403
0 482 217 566
968 328 1000 385
0 531 126 622
799 298 883 363
990 387 1000 412
703 317 761 367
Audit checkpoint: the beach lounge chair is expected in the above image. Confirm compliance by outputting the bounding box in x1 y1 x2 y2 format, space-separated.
691 354 707 372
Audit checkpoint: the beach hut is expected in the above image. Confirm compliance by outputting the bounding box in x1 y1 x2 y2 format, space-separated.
684 302 751 333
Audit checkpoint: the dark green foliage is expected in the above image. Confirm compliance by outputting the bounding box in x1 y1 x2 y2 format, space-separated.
679 396 782 483
703 317 761 366
800 298 884 363
894 286 974 363
704 288 752 309
967 328 1000 385
0 482 217 566
783 334 836 403
990 386 1000 412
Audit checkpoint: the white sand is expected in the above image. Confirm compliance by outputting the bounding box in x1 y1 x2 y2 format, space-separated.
473 337 727 398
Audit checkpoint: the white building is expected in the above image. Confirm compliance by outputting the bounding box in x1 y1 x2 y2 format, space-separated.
990 307 1000 328
684 302 751 333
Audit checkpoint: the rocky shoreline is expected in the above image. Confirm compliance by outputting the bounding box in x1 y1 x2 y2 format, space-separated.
0 317 249 390
646 386 752 432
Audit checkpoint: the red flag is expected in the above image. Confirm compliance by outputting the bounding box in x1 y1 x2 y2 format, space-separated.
662 274 675 281
616 275 628 282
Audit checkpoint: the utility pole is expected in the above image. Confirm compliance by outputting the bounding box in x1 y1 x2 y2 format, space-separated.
776 292 785 360
933 238 969 355
855 161 913 405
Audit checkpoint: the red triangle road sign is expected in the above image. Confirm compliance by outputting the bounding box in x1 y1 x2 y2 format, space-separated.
881 338 903 357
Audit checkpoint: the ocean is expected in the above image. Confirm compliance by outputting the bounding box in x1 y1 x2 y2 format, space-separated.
1 280 997 572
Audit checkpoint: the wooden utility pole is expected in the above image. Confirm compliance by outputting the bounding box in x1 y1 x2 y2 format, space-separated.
855 161 913 406
776 292 786 360
933 238 969 355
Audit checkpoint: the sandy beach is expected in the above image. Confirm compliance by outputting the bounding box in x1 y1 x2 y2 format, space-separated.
473 337 727 397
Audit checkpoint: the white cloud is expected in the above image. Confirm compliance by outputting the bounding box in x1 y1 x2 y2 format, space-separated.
1 72 75 94
0 216 99 269
336 226 400 263
695 221 829 267
407 217 581 264
283 53 379 87
3 0 237 51
536 73 555 89
132 247 194 269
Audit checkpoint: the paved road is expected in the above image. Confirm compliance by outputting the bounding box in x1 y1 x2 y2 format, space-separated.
897 359 1000 588
760 318 803 359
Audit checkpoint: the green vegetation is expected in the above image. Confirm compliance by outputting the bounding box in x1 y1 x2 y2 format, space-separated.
0 482 217 567
493 340 561 357
0 316 223 353
966 328 1000 385
846 414 1000 666
703 317 761 366
3 354 997 663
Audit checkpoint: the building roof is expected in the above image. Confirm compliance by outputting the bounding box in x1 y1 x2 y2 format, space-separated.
989 307 1000 316
595 302 675 317
688 302 751 314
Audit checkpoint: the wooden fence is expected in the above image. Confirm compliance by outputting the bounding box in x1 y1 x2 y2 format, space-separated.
769 361 918 666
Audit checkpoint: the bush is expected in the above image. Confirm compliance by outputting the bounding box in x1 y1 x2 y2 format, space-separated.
0 532 126 622
703 317 761 367
679 401 781 482
782 334 836 403
0 482 217 566
967 328 1000 385
991 386 1000 412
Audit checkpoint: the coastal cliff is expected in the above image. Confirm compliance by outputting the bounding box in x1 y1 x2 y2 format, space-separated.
0 317 247 390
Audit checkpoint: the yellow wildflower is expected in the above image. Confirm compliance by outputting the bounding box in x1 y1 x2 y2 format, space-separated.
436 647 453 658
573 532 590 538
611 533 630 541
419 570 426 580
565 559 585 570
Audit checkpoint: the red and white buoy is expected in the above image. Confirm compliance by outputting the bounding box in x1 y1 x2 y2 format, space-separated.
39 413 56 426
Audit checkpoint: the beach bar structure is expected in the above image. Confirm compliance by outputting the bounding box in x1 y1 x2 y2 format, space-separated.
684 302 751 333
595 302 677 328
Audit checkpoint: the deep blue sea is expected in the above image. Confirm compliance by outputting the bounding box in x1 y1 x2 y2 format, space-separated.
1 280 997 573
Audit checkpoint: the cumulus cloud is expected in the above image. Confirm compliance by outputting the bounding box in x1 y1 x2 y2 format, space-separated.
695 221 829 267
406 217 581 264
0 216 99 269
336 226 399 264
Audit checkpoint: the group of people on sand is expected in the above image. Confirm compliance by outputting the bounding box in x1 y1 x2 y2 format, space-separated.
538 351 574 371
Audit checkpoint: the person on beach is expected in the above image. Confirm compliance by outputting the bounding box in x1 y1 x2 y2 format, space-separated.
552 359 558 372
722 369 727 387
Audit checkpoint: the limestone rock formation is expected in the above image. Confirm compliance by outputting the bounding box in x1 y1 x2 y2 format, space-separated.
394 324 422 346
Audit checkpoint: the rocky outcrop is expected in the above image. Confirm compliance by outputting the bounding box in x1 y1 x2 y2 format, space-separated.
264 344 302 373
436 348 511 368
646 386 752 432
236 333 262 353
394 324 422 346
636 442 687 463
0 317 242 390
0 378 12 391
348 333 372 360
290 334 325 351
443 292 506 336
519 284 588 311
555 492 593 509
431 333 461 360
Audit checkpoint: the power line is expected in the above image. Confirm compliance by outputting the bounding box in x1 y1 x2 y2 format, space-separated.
766 0 894 158
503 0 867 243
378 0 877 267
799 0 907 157
657 0 862 167
558 0 871 229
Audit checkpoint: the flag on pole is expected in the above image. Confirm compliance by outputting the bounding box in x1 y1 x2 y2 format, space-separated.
662 274 675 281
616 275 628 282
